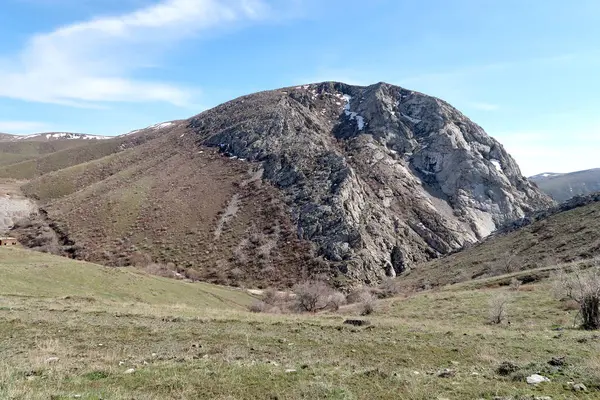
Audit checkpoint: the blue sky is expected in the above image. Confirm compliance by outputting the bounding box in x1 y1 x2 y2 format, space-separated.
1 0 599 175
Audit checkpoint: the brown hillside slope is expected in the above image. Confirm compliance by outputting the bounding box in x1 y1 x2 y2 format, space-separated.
400 194 600 289
15 125 328 288
0 125 179 180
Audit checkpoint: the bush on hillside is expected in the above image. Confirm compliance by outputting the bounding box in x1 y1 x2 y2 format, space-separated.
293 281 336 313
488 294 510 324
554 263 600 330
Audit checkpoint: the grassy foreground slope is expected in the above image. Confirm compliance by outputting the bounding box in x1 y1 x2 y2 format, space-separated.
0 247 254 310
1 247 599 399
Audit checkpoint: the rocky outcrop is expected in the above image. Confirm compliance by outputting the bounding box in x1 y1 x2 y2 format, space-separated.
0 182 37 233
188 82 553 283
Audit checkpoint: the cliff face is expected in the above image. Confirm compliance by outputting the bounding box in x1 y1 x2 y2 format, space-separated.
189 82 553 283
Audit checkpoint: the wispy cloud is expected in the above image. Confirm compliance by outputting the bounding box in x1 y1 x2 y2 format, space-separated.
0 121 50 134
0 0 270 108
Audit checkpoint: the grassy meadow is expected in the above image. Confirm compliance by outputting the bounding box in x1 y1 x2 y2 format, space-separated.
1 247 599 399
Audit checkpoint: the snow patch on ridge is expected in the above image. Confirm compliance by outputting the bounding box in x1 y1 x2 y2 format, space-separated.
491 159 502 172
342 95 366 130
150 122 173 130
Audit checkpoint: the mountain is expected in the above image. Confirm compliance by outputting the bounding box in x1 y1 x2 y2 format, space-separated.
9 82 553 286
531 168 600 202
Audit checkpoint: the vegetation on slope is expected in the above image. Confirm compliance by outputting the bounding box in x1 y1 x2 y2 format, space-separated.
0 246 255 309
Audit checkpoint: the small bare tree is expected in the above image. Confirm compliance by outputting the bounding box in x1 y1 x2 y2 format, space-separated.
503 251 518 274
488 294 510 324
293 281 343 313
554 264 600 330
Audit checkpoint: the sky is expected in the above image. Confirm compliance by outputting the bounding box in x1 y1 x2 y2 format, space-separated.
0 0 599 176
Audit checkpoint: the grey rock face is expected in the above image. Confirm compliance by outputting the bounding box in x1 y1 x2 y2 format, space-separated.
188 82 553 283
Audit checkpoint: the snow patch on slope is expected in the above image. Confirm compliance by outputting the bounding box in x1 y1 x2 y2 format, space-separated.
342 95 366 130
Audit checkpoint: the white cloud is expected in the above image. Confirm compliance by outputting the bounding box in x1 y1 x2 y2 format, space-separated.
492 129 600 176
0 0 269 107
0 121 50 134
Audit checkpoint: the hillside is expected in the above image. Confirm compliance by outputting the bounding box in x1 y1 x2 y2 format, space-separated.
0 125 179 180
1 247 599 399
401 192 600 289
15 123 326 288
531 168 600 202
10 82 553 286
0 246 255 309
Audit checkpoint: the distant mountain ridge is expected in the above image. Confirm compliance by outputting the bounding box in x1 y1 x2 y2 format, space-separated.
531 168 600 202
0 132 110 142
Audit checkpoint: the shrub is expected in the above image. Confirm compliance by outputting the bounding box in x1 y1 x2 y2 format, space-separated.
346 287 372 304
142 263 174 278
509 277 522 291
357 291 377 316
376 278 402 298
327 291 347 311
554 263 600 330
249 300 268 313
488 294 510 324
293 281 333 313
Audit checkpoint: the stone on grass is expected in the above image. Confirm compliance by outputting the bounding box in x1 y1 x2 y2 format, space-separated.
437 368 455 378
285 369 297 373
45 357 59 364
548 356 566 367
526 374 550 385
571 383 587 392
124 368 136 374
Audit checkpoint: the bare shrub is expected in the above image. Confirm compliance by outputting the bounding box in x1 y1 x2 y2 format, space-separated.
128 252 152 267
554 264 600 330
327 291 347 311
503 251 518 274
346 287 373 304
346 289 377 315
509 277 522 291
488 294 510 324
142 263 174 278
359 292 377 316
377 278 402 298
249 300 269 313
183 268 202 282
293 281 333 313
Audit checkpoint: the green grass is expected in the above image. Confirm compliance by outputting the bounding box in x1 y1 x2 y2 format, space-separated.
0 247 254 309
1 247 599 399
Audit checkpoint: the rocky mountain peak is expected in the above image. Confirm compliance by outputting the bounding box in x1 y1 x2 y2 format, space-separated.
187 81 553 282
